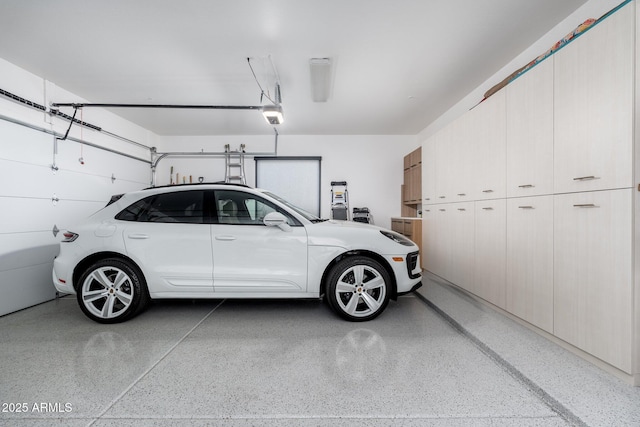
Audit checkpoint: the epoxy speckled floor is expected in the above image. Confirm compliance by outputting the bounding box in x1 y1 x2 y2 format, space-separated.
1 273 638 426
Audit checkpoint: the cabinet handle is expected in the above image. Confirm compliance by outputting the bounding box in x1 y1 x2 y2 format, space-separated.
439 196 446 199
518 206 534 209
482 207 494 210
573 176 599 181
424 209 431 212
425 198 430 201
457 208 466 211
573 204 599 208
457 193 466 196
518 184 535 188
439 209 446 212
482 189 494 193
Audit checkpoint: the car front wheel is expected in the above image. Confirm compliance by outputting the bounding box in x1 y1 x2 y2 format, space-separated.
77 258 149 323
326 256 391 321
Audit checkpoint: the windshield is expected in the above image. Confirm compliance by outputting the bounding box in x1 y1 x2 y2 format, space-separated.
262 191 322 222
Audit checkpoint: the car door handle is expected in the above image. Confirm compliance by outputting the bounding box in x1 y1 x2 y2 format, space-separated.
215 235 236 241
127 234 149 239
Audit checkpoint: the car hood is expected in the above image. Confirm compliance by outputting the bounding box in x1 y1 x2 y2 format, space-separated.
318 219 383 230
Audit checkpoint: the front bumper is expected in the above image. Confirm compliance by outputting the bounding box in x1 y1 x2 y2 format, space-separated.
397 281 423 296
388 250 422 294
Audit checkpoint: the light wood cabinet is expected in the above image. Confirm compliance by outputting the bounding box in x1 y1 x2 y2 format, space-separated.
554 3 634 194
474 199 506 309
449 202 475 293
449 114 475 202
422 136 436 204
402 147 422 207
420 1 638 380
554 189 633 372
421 207 439 273
434 122 454 202
506 59 554 197
471 91 506 200
506 196 554 333
433 116 475 202
421 207 449 278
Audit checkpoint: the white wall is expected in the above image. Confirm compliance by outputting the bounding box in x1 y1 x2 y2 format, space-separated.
155 134 419 229
417 0 624 140
0 58 155 316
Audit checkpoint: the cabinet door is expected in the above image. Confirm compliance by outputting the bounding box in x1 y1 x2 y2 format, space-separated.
474 199 506 308
403 168 412 203
435 123 454 202
554 189 633 372
506 196 553 333
506 59 554 197
554 2 633 193
472 91 507 200
410 147 421 168
421 207 440 273
409 166 421 203
391 219 404 234
423 205 452 279
422 136 437 204
449 202 475 293
449 113 474 202
410 219 422 260
402 220 413 239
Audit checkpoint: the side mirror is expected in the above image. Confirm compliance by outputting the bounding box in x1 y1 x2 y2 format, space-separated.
263 212 292 232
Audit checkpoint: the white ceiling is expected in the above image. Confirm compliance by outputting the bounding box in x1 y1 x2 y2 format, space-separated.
0 0 587 136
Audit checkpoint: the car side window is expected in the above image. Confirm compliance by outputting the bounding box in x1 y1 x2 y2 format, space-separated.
214 190 297 225
116 191 205 224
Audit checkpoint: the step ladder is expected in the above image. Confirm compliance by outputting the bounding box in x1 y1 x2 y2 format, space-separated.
224 144 246 185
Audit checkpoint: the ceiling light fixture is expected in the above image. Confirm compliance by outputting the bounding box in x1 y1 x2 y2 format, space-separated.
262 104 284 125
310 58 332 102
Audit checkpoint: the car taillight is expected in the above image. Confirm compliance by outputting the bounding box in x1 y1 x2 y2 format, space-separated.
62 231 79 242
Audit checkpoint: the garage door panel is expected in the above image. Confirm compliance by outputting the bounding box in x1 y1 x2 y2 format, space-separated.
0 198 104 233
0 158 56 198
0 119 53 165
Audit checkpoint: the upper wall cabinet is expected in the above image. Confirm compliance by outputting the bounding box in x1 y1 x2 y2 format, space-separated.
422 136 437 204
434 121 455 202
471 91 506 200
554 2 634 194
506 59 554 197
448 113 475 202
402 147 422 206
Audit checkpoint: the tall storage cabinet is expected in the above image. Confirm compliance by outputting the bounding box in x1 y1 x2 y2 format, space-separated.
471 92 506 201
554 189 633 372
449 202 475 293
421 0 639 384
474 199 506 309
506 58 554 198
554 4 634 194
506 196 554 334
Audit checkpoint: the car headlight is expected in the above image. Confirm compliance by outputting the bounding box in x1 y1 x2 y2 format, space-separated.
380 230 414 246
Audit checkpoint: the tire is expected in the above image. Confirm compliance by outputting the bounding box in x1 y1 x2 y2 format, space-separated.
76 258 149 323
325 256 391 321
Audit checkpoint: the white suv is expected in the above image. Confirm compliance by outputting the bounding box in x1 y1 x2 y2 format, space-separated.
53 184 422 323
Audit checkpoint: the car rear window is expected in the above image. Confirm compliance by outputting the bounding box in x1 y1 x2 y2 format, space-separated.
115 191 205 224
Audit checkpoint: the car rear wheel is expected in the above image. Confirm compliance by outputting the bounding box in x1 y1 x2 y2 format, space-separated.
326 256 390 321
77 258 149 323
